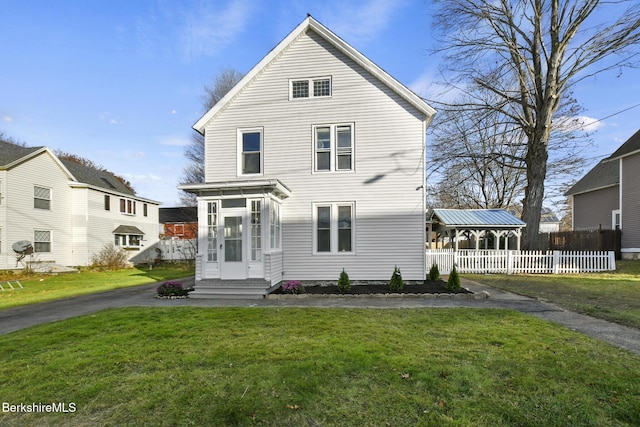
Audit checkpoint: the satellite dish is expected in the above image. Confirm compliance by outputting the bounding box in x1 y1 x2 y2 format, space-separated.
12 240 34 255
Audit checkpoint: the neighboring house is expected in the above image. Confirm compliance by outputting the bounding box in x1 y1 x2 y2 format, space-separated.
566 128 640 258
180 16 436 288
0 140 160 269
160 207 198 239
507 206 560 233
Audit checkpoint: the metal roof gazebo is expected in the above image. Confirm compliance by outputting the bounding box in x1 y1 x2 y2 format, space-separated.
427 209 526 251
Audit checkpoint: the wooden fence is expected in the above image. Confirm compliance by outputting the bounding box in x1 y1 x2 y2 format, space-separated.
542 229 621 259
426 249 616 274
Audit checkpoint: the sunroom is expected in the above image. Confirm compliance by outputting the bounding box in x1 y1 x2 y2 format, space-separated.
180 179 291 284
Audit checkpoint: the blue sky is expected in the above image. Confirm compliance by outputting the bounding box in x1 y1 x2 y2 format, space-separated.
1 0 638 206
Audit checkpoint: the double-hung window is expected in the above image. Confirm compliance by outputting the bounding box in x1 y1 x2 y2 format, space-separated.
238 128 263 175
313 124 354 172
34 186 51 210
314 203 354 254
290 77 331 99
120 198 136 215
34 230 51 252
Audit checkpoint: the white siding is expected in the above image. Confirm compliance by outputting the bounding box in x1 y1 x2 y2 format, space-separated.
1 152 73 268
203 31 427 280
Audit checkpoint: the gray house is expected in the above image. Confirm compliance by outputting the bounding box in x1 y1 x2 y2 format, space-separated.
566 128 640 258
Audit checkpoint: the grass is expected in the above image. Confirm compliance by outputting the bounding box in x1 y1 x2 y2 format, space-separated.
0 264 194 310
0 307 638 426
464 260 640 329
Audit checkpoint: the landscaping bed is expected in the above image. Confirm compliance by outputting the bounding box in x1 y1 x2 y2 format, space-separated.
271 280 473 295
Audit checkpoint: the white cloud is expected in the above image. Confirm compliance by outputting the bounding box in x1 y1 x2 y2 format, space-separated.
556 115 604 133
180 0 254 59
2 115 13 123
159 136 190 147
171 109 177 115
323 0 408 45
409 70 462 104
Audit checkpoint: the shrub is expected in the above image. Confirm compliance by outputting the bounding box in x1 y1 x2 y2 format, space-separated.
389 265 404 292
282 280 304 294
337 269 351 293
446 265 461 292
156 281 189 297
428 263 440 281
90 243 129 270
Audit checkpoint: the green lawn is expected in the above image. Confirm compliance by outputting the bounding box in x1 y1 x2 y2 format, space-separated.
0 265 194 310
1 307 638 426
464 260 640 329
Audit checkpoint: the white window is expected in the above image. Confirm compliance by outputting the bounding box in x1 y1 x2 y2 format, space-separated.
34 230 51 253
290 77 331 99
207 202 218 262
612 209 621 230
120 198 136 215
251 200 262 261
238 128 263 176
114 234 141 248
34 186 51 210
313 124 354 172
270 202 281 250
313 203 354 254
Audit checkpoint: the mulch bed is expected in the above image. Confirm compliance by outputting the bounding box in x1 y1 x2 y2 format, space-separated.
272 280 471 295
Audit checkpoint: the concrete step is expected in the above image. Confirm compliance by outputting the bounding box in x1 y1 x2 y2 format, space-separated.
189 280 272 299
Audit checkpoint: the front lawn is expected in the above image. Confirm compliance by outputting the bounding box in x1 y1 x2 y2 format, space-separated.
464 260 640 329
0 265 194 310
0 307 638 426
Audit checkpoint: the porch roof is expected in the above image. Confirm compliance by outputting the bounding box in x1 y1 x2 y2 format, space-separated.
428 209 526 231
178 179 291 199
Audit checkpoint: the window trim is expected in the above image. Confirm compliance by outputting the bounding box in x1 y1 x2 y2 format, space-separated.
312 123 355 173
34 229 52 253
114 234 142 249
34 185 51 210
312 202 355 255
207 201 218 262
289 76 332 100
119 198 137 215
237 127 264 177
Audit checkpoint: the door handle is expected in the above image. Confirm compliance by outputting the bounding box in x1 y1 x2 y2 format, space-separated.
220 244 223 249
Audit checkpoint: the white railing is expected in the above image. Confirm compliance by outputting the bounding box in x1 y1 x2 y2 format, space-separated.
426 249 616 274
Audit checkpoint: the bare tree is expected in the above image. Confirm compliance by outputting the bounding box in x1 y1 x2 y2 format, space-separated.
431 0 640 248
179 69 244 206
429 84 587 212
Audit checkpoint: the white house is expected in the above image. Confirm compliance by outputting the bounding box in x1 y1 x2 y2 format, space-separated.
180 16 436 295
0 140 160 270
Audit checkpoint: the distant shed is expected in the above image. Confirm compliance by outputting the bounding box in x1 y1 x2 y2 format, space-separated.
427 209 526 251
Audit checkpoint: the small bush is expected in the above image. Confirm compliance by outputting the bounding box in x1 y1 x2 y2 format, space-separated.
447 265 461 292
156 281 189 297
90 243 129 270
428 263 440 281
282 280 304 294
337 269 351 293
389 265 404 292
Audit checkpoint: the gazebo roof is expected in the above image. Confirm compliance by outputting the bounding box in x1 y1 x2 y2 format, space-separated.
428 209 526 230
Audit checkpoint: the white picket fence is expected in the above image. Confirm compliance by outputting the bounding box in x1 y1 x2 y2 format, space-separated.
426 249 616 274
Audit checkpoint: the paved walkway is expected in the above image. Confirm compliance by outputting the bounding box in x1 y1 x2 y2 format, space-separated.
1 277 639 355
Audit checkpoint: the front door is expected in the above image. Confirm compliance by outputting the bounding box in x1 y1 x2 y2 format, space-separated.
221 213 247 279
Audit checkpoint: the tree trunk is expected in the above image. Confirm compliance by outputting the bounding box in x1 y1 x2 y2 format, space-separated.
522 134 549 250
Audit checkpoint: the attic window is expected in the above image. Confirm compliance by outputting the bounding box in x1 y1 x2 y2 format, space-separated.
290 77 331 99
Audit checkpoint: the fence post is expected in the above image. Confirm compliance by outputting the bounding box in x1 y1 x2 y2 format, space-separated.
506 250 513 275
608 251 616 271
552 251 561 274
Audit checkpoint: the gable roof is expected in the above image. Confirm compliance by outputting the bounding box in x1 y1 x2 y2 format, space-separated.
609 128 640 160
0 140 45 168
61 159 135 196
428 209 526 228
159 207 198 224
193 15 436 133
565 158 619 196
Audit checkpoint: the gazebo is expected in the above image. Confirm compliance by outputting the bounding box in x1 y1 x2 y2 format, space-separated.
427 209 526 251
